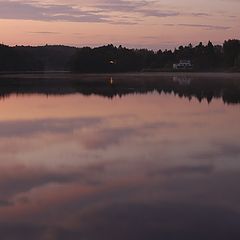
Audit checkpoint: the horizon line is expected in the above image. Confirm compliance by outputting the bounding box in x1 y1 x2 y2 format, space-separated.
1 39 237 51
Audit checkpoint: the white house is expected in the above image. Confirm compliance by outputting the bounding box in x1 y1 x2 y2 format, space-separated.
173 60 192 70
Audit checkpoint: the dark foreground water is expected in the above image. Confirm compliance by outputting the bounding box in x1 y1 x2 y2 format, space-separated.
0 73 240 240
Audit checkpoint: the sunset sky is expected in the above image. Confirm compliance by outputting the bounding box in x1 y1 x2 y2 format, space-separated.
0 0 239 49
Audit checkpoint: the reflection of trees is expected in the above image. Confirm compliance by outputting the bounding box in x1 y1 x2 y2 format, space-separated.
0 75 240 104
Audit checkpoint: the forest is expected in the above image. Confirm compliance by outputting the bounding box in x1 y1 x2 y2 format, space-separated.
0 39 240 72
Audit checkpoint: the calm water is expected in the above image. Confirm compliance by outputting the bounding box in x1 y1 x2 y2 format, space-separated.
1 74 240 240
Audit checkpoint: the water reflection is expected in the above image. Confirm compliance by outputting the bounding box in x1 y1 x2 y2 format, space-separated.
0 74 240 239
0 73 240 104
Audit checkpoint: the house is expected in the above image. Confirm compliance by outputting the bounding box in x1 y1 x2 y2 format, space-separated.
173 60 192 70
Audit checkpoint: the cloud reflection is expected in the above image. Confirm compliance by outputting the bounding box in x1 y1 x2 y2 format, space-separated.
0 117 102 138
0 91 239 239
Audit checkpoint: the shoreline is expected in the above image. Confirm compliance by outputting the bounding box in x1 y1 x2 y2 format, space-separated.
1 71 240 80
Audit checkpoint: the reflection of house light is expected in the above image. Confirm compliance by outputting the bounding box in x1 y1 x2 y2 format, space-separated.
173 76 191 86
110 77 113 85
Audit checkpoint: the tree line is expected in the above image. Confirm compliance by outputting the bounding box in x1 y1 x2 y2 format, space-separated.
0 44 77 71
0 39 240 72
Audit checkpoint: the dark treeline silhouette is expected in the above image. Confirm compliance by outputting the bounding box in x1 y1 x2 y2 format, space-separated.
0 44 77 71
0 74 240 104
0 39 240 72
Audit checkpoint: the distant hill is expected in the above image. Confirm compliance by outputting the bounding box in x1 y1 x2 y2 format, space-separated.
0 39 240 72
0 44 77 71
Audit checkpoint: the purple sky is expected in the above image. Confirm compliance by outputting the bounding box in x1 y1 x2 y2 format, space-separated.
0 0 239 49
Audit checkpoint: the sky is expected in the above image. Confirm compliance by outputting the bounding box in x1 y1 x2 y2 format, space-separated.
0 0 239 49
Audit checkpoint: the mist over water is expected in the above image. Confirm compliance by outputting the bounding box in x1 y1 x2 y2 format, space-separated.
0 74 240 240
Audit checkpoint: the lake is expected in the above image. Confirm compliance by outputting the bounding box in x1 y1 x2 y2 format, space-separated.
0 73 240 240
